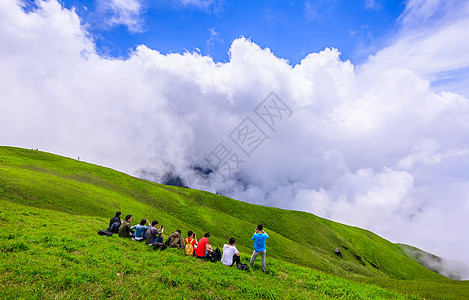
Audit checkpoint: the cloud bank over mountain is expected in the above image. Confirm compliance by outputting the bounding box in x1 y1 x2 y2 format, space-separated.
1 0 469 278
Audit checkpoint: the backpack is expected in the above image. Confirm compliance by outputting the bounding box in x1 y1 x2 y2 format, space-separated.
98 230 113 237
109 221 120 234
209 247 222 262
236 263 249 271
152 241 167 251
185 238 194 256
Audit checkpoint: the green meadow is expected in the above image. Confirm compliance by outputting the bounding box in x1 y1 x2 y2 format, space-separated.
0 146 468 299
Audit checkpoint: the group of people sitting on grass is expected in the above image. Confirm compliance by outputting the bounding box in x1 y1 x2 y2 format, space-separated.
107 211 269 271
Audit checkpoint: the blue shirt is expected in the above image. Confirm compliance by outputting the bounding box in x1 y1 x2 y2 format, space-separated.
131 224 149 238
252 233 269 252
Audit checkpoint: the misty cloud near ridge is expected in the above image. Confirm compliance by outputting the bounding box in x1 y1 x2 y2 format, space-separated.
1 0 469 279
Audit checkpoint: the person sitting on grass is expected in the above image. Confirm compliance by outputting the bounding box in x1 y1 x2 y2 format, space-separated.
165 229 185 249
118 215 134 238
131 219 150 241
221 237 240 267
108 211 122 233
184 231 198 256
194 233 213 259
145 220 164 245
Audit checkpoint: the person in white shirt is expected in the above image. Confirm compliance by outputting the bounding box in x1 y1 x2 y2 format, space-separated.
221 237 240 266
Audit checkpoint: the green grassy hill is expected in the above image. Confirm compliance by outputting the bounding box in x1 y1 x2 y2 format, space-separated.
1 146 468 299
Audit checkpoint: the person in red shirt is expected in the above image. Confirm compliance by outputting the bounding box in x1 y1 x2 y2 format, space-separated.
184 230 198 255
195 232 213 259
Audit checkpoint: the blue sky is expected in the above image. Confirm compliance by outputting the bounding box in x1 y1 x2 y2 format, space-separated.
57 0 406 64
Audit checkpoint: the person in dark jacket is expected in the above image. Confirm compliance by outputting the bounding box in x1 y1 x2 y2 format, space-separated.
165 230 185 249
146 220 164 245
108 211 122 233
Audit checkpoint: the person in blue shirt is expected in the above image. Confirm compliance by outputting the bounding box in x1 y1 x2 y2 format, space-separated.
131 219 150 241
249 224 269 272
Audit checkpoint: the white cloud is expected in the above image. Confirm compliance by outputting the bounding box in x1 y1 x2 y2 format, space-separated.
206 27 223 57
170 0 224 13
398 0 465 27
364 0 379 10
304 0 336 21
97 0 145 32
366 0 469 97
1 0 469 279
178 0 214 7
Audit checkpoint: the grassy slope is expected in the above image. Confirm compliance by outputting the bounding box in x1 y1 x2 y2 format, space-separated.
0 147 442 280
1 146 468 298
0 200 412 299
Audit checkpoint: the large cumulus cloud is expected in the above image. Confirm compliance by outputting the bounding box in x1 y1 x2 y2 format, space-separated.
1 0 469 278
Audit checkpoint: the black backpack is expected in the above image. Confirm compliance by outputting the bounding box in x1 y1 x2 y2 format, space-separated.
236 263 249 271
98 230 113 237
152 241 167 251
109 221 120 233
209 247 222 262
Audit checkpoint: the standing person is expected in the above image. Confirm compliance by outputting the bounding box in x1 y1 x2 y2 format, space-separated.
108 211 122 233
131 219 150 241
184 231 198 256
249 224 269 272
145 220 164 245
195 233 213 259
165 230 185 249
118 215 134 238
221 237 240 266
